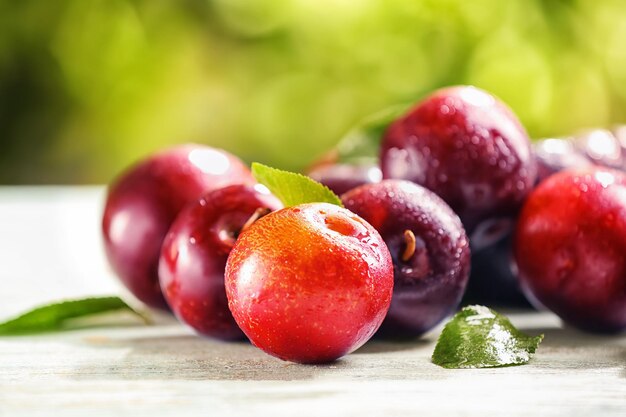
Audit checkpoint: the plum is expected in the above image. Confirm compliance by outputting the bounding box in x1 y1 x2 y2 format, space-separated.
308 162 382 196
380 86 536 232
225 203 394 363
159 184 281 339
574 129 624 170
464 229 532 308
515 168 626 333
102 145 254 309
533 137 592 183
342 180 470 337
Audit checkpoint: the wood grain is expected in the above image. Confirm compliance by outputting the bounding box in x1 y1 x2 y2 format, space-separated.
0 187 624 416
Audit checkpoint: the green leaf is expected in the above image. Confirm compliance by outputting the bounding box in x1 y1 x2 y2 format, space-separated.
336 102 412 164
432 305 543 369
0 296 149 335
252 162 343 207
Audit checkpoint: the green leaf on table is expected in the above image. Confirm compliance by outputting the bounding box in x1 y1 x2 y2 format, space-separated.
252 162 343 208
432 305 543 369
0 296 149 335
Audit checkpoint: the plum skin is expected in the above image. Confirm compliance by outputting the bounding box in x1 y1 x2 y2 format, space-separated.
102 144 254 309
380 85 536 232
463 230 532 308
533 137 592 184
307 162 382 196
514 168 626 333
225 203 394 363
533 129 626 185
159 184 282 340
342 180 470 337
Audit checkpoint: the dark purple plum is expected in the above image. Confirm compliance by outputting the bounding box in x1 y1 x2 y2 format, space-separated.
342 180 470 338
574 129 624 170
463 229 532 308
613 125 626 158
102 144 255 309
533 137 592 183
308 162 382 196
380 86 536 232
159 184 282 339
534 129 626 185
515 168 626 333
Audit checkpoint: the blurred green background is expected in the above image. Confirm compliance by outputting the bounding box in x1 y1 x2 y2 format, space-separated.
1 0 626 184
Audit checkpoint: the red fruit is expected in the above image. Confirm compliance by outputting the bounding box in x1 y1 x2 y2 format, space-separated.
342 180 470 337
102 145 254 309
514 168 626 333
381 86 536 232
159 184 282 339
225 203 394 363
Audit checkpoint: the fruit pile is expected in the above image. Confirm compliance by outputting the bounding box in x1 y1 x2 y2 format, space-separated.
102 86 626 364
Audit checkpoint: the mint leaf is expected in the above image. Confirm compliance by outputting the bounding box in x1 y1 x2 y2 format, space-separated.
432 305 543 369
252 162 343 207
0 296 149 335
336 102 412 163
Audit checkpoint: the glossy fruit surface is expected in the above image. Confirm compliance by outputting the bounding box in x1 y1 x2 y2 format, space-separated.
225 203 394 363
613 125 626 154
342 180 470 337
308 162 382 196
534 129 626 184
464 231 531 308
574 129 624 170
102 144 254 309
465 215 531 308
515 168 626 333
159 184 281 339
533 137 592 184
380 86 536 232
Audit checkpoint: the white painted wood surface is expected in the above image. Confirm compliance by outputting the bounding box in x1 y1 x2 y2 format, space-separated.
0 187 624 417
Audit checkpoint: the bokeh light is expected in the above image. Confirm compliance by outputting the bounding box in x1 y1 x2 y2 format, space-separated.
0 0 625 183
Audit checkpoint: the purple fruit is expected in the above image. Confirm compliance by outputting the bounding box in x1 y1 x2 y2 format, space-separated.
342 180 471 337
574 129 624 170
308 162 382 196
102 145 254 309
464 230 532 308
613 125 626 156
380 86 536 232
159 184 282 339
533 137 592 183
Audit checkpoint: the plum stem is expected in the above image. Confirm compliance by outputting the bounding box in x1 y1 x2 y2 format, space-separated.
241 207 271 234
401 229 416 262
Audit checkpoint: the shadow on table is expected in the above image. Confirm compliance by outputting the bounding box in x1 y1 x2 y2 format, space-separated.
68 331 435 382
517 324 626 372
70 333 330 381
353 338 431 354
517 324 623 348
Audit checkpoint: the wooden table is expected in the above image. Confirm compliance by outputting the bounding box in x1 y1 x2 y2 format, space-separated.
1 187 624 416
